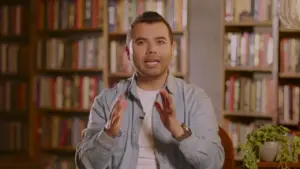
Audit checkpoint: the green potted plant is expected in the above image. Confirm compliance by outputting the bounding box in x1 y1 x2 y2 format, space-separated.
290 135 300 162
238 124 300 169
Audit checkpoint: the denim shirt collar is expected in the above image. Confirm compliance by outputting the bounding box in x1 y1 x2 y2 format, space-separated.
127 71 175 99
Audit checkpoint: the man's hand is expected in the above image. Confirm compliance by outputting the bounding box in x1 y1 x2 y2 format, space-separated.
154 89 184 138
104 93 128 138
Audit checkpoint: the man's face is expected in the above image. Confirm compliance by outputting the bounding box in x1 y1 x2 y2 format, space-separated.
130 22 174 77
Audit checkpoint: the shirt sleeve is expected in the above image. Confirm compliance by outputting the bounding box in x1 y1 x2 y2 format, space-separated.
176 87 225 169
75 89 119 169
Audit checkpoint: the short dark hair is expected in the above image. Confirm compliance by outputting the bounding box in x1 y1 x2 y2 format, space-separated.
126 11 173 44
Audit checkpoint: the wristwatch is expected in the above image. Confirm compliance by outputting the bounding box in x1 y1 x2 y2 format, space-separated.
175 123 192 141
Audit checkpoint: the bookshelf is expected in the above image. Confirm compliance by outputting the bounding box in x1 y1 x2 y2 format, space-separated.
0 0 35 167
33 0 188 168
221 0 300 168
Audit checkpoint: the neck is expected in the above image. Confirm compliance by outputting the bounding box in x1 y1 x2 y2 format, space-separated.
136 70 169 91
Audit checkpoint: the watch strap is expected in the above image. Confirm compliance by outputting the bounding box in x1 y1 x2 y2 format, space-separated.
175 123 192 141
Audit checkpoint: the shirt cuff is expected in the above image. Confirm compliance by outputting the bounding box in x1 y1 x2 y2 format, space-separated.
177 133 208 157
96 129 118 152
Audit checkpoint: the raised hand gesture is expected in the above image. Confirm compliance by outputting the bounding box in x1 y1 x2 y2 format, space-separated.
154 89 184 138
104 94 128 138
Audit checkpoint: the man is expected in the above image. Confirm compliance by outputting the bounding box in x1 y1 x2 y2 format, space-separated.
75 11 225 169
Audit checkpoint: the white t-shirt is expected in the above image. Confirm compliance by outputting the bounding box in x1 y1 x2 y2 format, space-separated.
136 86 159 169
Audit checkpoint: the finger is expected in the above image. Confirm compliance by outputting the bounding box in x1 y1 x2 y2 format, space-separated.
154 102 165 121
160 89 168 108
114 116 122 129
119 100 128 118
166 93 174 112
110 99 121 119
111 113 121 126
154 101 164 114
162 89 171 109
114 93 126 113
113 93 125 110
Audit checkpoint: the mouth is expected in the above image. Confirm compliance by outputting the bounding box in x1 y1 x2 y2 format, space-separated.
144 59 160 66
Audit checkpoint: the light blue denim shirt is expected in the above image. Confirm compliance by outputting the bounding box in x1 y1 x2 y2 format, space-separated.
75 73 225 169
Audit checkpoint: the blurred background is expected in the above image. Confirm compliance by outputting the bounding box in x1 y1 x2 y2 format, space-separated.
1 0 300 168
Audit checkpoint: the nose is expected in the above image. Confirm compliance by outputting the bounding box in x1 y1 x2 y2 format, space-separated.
146 43 157 55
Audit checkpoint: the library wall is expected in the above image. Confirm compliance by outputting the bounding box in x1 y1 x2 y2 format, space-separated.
189 0 223 122
1 0 190 168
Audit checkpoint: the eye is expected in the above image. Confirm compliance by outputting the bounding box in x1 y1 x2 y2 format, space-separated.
136 41 144 45
157 40 165 44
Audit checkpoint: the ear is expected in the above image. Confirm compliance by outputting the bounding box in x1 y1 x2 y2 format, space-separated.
125 45 130 60
172 40 177 56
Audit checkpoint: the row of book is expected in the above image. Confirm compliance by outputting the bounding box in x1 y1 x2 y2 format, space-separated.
224 34 300 74
0 80 27 113
224 75 274 114
3 37 300 75
225 75 300 124
37 0 104 30
278 85 300 124
109 40 132 74
0 5 24 36
226 121 255 157
1 44 23 74
36 36 105 70
0 121 27 152
36 76 104 110
224 32 273 68
225 0 272 22
108 0 187 32
40 116 88 148
280 38 300 73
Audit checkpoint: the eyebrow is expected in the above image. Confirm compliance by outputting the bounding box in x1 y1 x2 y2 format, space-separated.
155 36 167 40
135 37 147 42
134 36 167 42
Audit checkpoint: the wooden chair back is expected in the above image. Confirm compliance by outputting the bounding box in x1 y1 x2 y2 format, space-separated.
218 126 235 169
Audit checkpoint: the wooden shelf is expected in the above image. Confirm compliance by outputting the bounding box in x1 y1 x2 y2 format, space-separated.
37 68 103 74
0 0 190 167
109 72 185 78
1 73 28 80
42 147 75 153
225 21 272 27
0 153 37 168
257 162 300 168
39 107 89 114
279 73 300 79
0 112 28 121
109 30 184 37
224 66 272 72
223 111 273 120
38 28 103 37
0 163 40 169
0 0 29 5
279 121 298 127
280 28 300 33
222 2 300 169
0 35 27 42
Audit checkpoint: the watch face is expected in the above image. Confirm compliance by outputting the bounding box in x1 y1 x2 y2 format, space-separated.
181 123 191 132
